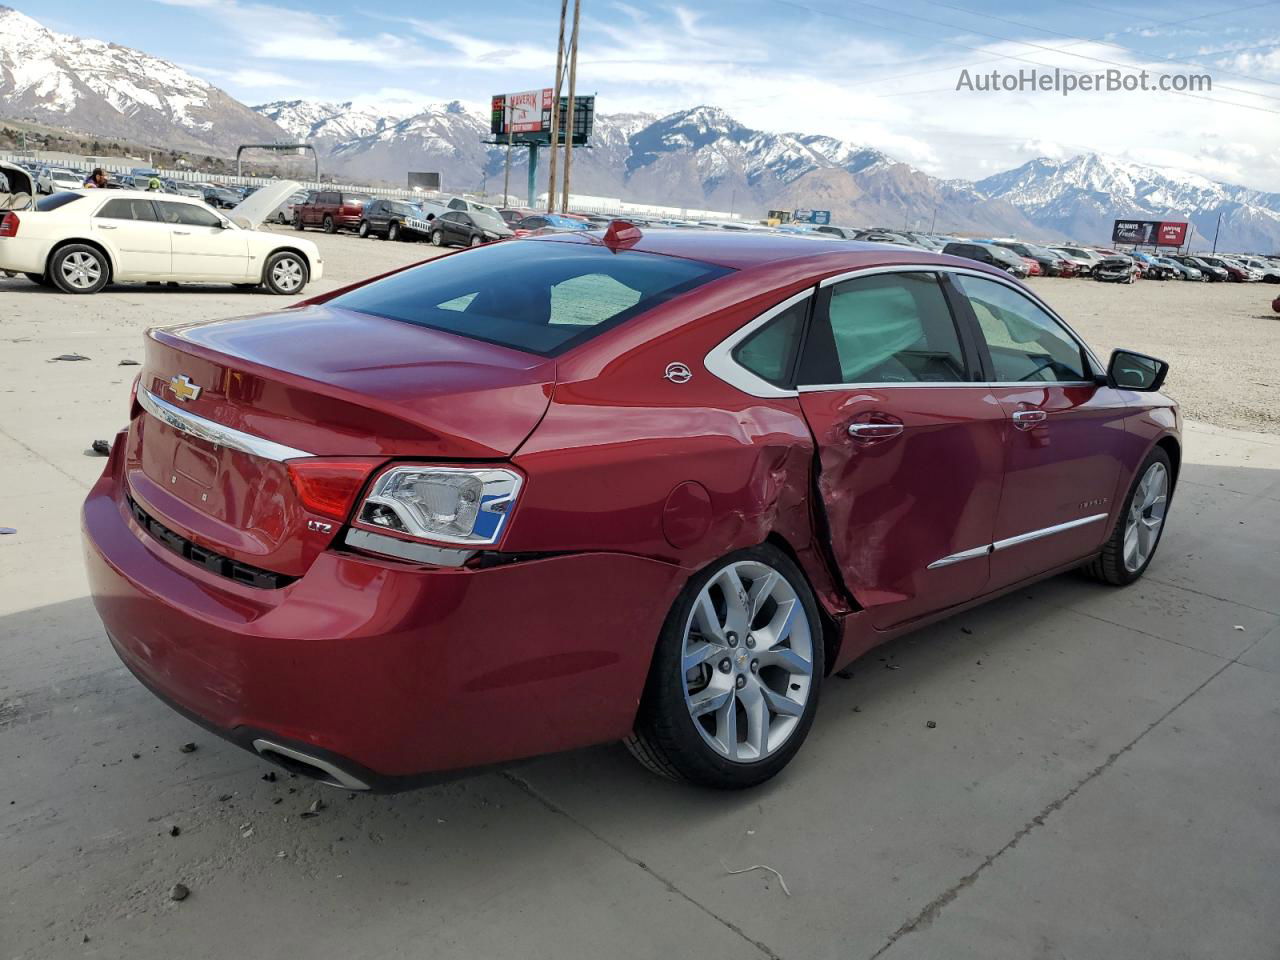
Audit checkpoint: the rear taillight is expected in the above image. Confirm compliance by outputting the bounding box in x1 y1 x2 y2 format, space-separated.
286 458 384 521
0 213 18 238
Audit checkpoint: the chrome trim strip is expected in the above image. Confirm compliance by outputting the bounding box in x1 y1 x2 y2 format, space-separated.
702 287 813 399
251 738 370 791
796 381 1095 393
138 388 313 462
345 528 475 567
926 544 990 569
991 513 1109 552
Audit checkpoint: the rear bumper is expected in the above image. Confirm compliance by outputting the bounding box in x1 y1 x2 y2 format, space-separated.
0 237 52 274
83 435 685 784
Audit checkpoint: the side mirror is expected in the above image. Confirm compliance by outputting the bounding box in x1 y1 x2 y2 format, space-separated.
1107 349 1169 392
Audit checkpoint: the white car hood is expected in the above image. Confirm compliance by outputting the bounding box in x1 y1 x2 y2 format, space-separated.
228 180 302 229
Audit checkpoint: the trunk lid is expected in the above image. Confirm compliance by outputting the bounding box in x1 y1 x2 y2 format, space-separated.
125 304 555 576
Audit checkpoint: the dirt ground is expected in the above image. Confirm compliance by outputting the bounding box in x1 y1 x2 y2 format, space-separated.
2 231 1278 959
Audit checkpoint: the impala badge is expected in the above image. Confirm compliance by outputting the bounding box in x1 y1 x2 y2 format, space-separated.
169 374 202 402
664 362 693 384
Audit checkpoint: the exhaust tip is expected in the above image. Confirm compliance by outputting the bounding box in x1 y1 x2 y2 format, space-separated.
252 738 371 791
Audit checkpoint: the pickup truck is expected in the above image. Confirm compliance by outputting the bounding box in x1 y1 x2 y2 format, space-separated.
293 190 370 233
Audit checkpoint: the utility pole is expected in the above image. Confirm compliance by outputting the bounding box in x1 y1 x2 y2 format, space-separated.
929 204 937 234
546 0 568 212
503 123 512 207
1211 211 1223 254
560 0 581 214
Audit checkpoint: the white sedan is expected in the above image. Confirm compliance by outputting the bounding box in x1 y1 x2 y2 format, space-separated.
0 177 323 295
36 166 83 194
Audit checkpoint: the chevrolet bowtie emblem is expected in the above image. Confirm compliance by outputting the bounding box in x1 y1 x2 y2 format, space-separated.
169 374 202 402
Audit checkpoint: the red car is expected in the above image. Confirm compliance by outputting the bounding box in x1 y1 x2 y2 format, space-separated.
1020 256 1042 277
83 228 1180 791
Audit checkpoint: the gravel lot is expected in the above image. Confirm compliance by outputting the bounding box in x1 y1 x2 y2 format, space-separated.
2 231 1278 959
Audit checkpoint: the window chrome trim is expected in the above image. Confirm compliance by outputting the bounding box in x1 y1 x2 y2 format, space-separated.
705 264 1103 399
991 513 1109 551
138 388 314 462
702 287 813 398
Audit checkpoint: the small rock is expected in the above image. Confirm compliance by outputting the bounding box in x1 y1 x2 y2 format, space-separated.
275 850 287 858
1233 625 1245 631
835 667 855 679
50 353 91 362
169 883 190 902
272 798 283 805
976 660 983 666
852 705 862 713
179 742 197 754
83 934 90 943
218 793 233 802
168 824 181 837
960 627 973 635
926 720 937 729
885 663 901 671
308 798 325 814
118 359 140 366
261 771 277 782
91 440 110 456
241 827 254 839
131 752 140 759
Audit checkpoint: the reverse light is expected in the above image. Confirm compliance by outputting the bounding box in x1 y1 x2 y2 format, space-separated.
0 212 18 238
356 466 522 546
286 458 384 521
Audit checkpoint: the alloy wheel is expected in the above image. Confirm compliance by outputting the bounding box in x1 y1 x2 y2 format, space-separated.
271 256 304 293
1123 461 1168 572
680 560 814 763
60 251 102 290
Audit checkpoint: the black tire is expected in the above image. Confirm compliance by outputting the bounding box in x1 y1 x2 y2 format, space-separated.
388 221 401 242
357 220 370 238
625 543 825 789
430 230 444 247
323 215 336 234
24 272 51 286
262 250 309 296
293 213 304 231
1082 446 1173 587
48 244 109 294
469 234 483 247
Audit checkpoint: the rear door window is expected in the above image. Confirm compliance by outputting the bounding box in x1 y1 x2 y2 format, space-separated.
800 272 968 385
156 201 223 228
97 197 158 221
331 240 731 356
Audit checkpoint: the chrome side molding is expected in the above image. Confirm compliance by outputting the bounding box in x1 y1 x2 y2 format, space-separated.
927 513 1109 570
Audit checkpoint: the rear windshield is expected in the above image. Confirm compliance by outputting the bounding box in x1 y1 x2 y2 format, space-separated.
331 239 731 356
36 192 84 212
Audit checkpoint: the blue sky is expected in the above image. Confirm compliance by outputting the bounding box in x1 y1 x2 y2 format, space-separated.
29 0 1280 186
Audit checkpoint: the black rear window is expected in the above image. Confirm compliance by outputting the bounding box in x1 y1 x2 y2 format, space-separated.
332 239 731 357
36 192 84 212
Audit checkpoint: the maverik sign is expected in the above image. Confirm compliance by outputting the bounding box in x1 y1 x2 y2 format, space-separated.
1112 219 1189 247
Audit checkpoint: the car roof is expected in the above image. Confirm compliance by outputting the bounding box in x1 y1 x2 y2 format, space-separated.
534 227 1019 277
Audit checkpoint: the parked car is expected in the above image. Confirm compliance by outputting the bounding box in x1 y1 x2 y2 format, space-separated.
1020 256 1042 277
1171 255 1228 282
358 199 434 242
992 241 1069 277
1153 256 1202 281
1094 255 1139 283
165 180 205 199
0 182 322 295
1131 253 1175 280
854 229 921 247
498 207 536 225
1051 246 1103 276
1239 256 1280 283
428 209 514 247
294 190 369 233
203 186 241 209
1198 255 1258 282
814 225 860 240
941 240 1029 277
269 191 311 225
36 166 83 194
81 231 1179 792
512 213 591 236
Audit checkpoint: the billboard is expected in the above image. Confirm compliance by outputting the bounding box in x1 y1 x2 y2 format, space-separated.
793 208 832 225
1112 219 1188 247
490 92 595 145
407 171 440 191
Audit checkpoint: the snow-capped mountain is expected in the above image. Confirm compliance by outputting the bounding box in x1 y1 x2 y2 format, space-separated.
254 99 416 146
977 154 1280 251
0 6 284 152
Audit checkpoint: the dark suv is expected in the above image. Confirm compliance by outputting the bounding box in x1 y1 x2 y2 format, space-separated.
941 241 1029 278
294 190 370 233
358 199 432 242
993 241 1071 277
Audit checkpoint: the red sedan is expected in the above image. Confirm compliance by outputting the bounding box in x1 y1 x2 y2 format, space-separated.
83 227 1180 791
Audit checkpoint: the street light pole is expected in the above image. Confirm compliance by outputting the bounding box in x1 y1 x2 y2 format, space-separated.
546 0 568 213
1211 211 1223 254
560 0 581 215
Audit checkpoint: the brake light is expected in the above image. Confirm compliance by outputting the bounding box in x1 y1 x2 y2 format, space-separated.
286 458 384 521
0 213 18 238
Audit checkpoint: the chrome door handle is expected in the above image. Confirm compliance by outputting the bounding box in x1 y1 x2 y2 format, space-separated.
97 224 117 230
1011 409 1047 430
848 422 904 440
173 230 191 235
